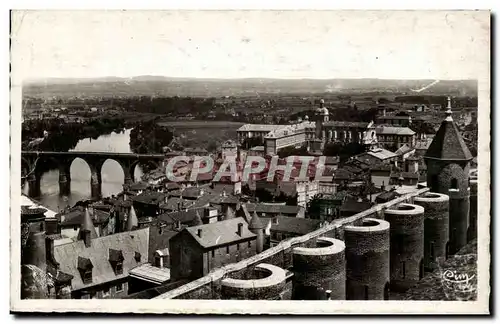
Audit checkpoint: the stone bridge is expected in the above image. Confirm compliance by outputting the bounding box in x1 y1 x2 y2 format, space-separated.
21 151 166 199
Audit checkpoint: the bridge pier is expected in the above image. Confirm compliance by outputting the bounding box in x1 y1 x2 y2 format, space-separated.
90 169 102 200
123 166 133 186
27 173 41 198
58 168 71 197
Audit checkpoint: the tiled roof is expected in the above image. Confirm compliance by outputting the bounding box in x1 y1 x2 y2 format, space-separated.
269 216 322 235
129 263 170 284
128 182 150 191
323 121 371 128
333 168 353 180
365 148 398 160
53 228 149 291
424 118 473 161
132 191 167 205
21 206 47 216
340 199 373 213
183 217 256 249
244 203 301 215
157 209 203 227
57 206 110 227
377 115 411 120
390 171 420 179
159 197 193 211
209 193 240 205
376 126 416 136
375 190 400 202
395 144 414 155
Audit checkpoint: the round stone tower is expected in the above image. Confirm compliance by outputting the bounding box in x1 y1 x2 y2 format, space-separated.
424 97 473 256
414 192 450 272
292 237 346 300
468 176 478 242
384 203 425 292
344 218 390 300
220 263 287 300
248 211 265 254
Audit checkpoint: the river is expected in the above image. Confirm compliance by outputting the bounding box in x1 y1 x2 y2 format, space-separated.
23 128 144 212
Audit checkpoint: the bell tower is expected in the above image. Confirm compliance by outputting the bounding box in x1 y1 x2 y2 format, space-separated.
424 96 473 255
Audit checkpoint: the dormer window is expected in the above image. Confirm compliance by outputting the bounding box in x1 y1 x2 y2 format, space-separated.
109 249 124 275
77 256 93 284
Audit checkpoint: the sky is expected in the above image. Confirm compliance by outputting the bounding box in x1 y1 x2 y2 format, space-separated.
11 10 490 81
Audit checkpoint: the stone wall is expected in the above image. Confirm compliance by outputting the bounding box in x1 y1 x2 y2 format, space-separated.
154 188 430 300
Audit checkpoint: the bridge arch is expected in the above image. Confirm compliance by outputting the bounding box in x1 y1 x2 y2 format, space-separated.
100 158 127 197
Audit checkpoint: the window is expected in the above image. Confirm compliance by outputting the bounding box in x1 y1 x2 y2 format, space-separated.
115 283 124 292
237 243 240 251
226 246 230 254
450 178 458 190
102 287 110 298
82 270 92 284
115 262 123 275
134 252 141 263
248 241 252 248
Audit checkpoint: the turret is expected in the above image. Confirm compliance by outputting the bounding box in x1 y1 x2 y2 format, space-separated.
126 205 139 231
77 208 98 247
424 96 473 255
248 211 265 253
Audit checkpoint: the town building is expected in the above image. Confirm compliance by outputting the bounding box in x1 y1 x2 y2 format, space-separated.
354 147 398 166
376 115 413 127
169 217 258 281
264 216 323 248
376 126 416 149
50 208 150 299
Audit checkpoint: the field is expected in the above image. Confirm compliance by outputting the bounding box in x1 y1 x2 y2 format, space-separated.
157 120 244 152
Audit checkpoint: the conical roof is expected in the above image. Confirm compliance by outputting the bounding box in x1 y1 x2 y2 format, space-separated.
248 211 264 230
424 97 473 161
126 205 139 231
78 208 98 240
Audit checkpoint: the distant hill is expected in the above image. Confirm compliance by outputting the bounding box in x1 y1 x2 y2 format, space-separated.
22 76 478 99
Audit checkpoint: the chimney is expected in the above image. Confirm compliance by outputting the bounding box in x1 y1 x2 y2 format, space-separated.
45 218 59 235
45 236 58 266
81 229 92 248
237 223 243 236
197 229 202 237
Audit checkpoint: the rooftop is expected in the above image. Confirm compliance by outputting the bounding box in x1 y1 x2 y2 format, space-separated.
183 217 256 249
424 104 473 161
53 228 149 291
129 263 171 284
244 203 302 215
365 148 398 161
323 121 372 128
376 126 416 136
268 216 322 236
